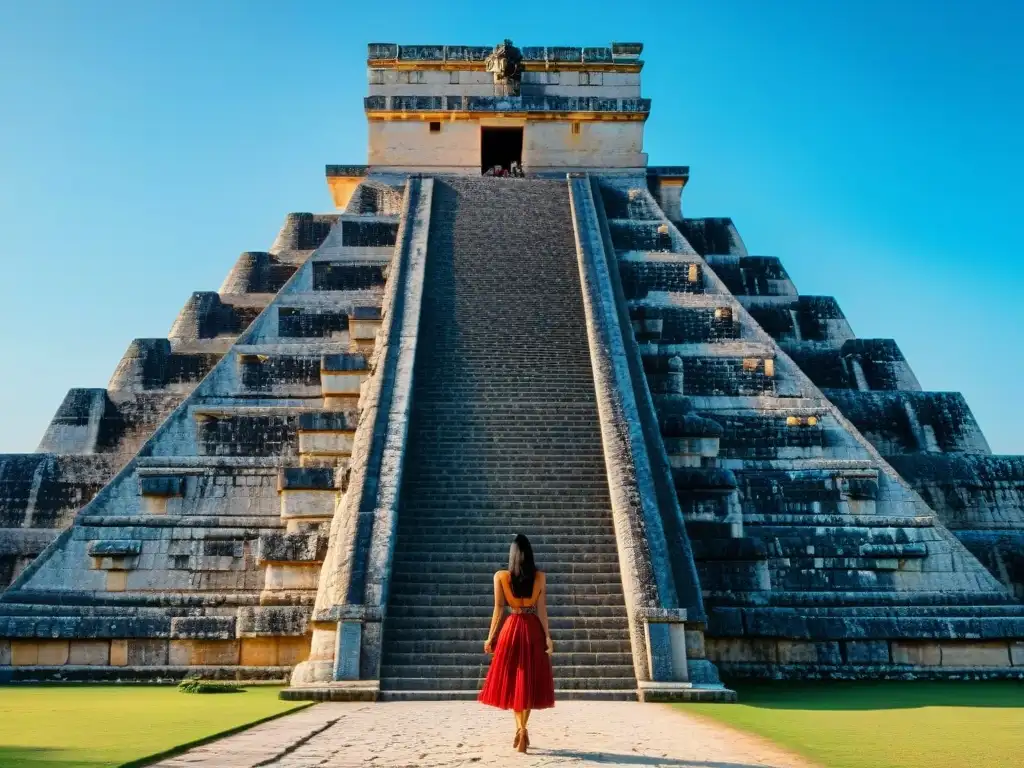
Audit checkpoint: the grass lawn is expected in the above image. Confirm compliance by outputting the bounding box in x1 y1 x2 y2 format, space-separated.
0 686 310 768
677 680 1024 768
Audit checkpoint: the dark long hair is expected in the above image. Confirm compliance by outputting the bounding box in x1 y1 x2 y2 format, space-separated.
508 533 537 598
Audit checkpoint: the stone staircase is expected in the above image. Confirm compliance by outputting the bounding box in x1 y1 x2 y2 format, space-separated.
378 178 636 700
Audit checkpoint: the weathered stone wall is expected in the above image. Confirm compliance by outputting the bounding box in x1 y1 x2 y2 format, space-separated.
594 175 1024 681
0 212 338 593
889 454 1024 598
0 180 402 680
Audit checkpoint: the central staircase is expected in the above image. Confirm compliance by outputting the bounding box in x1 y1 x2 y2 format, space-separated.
379 178 637 700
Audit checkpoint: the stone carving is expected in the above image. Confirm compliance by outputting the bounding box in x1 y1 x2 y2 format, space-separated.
485 39 523 96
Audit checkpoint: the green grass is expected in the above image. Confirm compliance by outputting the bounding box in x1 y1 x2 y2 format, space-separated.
677 680 1024 768
0 686 310 768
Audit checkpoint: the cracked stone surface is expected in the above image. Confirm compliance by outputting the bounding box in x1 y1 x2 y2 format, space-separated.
153 700 817 767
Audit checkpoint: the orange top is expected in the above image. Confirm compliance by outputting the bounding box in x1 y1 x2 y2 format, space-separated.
496 569 546 610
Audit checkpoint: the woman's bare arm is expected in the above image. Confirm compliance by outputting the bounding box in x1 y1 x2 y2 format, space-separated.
484 571 506 653
537 572 553 654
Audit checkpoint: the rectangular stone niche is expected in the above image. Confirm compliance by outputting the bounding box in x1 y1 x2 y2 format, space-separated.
88 540 141 592
278 467 340 529
298 411 358 466
138 474 184 515
348 307 383 351
320 353 370 404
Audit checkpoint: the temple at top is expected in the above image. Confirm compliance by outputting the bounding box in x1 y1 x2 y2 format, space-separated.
328 41 688 217
0 41 1021 700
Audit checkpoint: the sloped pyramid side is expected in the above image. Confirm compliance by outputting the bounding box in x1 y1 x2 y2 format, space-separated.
0 212 338 591
671 211 1024 603
0 180 406 681
598 177 1024 678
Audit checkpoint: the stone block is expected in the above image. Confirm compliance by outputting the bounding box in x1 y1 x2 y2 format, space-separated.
684 630 706 659
236 606 311 637
0 640 10 665
705 637 778 664
321 370 369 397
69 640 110 666
940 642 1011 667
110 639 128 666
845 640 890 664
278 636 311 667
1012 642 1024 666
891 641 941 666
298 412 357 431
706 608 744 636
777 641 841 665
106 571 128 592
240 637 280 666
88 540 143 557
37 640 70 666
263 563 322 591
170 640 240 666
321 353 370 371
298 431 355 457
170 616 236 640
278 467 336 491
138 475 184 497
127 639 168 666
11 641 39 666
257 532 329 564
280 489 337 521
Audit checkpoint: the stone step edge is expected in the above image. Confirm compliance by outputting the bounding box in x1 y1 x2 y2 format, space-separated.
378 689 641 701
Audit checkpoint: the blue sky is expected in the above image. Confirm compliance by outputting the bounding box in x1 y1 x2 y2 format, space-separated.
0 0 1021 454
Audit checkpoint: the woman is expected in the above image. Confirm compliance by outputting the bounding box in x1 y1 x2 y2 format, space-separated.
478 533 555 753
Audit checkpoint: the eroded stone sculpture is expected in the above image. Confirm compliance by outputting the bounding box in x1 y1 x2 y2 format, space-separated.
485 39 523 96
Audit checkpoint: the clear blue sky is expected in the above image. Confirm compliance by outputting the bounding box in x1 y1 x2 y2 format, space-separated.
0 1 1022 454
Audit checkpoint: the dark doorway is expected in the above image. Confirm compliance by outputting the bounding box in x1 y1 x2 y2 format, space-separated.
480 127 523 174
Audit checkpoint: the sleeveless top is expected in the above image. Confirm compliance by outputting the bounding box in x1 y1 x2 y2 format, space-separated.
498 570 545 615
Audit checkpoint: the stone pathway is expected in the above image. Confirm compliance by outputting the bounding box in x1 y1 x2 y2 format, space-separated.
154 700 818 768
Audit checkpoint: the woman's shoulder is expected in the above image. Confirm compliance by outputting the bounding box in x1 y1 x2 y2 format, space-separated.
494 569 510 580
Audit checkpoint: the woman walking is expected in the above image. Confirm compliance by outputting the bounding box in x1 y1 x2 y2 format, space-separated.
478 533 555 753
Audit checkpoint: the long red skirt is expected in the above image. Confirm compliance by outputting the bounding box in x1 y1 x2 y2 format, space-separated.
478 612 555 710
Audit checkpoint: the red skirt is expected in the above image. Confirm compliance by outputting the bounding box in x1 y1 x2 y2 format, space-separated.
478 612 555 710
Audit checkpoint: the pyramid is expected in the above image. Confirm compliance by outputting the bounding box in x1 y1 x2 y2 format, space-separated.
1 41 1021 698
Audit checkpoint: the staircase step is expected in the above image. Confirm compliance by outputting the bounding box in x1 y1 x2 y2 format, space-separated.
382 622 629 639
387 609 627 624
389 561 618 573
378 689 638 701
380 661 635 678
396 534 620 546
387 582 625 598
379 676 636 691
389 548 618 561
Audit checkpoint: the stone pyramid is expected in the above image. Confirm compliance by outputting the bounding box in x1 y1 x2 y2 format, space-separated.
2 41 1021 697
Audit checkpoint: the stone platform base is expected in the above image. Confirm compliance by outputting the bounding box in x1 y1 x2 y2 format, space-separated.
281 684 735 703
0 664 291 683
717 663 1024 681
638 681 738 703
378 689 640 702
280 680 381 702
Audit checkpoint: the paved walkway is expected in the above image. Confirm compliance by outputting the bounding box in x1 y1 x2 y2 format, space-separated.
154 700 817 768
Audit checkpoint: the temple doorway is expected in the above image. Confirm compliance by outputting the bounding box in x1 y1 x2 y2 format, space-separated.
480 127 523 174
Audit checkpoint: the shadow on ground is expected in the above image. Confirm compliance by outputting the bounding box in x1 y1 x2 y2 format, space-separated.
0 745 106 768
719 680 1024 710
